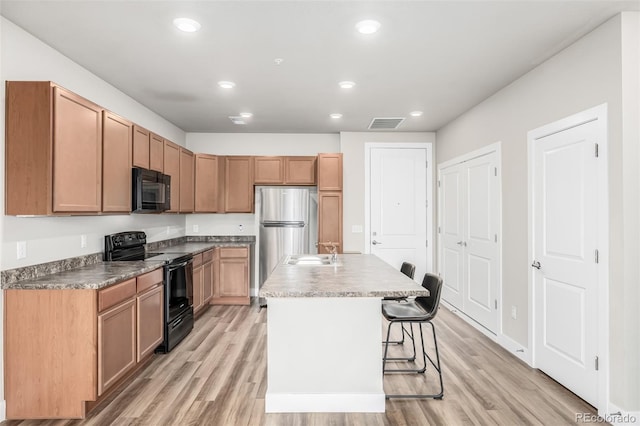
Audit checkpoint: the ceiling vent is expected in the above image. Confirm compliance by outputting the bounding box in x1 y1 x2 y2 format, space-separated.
229 116 246 125
368 117 405 130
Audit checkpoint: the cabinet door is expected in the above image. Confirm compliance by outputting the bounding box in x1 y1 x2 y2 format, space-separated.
102 112 132 212
317 153 343 191
137 285 164 362
254 156 284 184
225 156 254 213
53 86 103 212
219 247 249 301
195 154 219 212
180 148 195 213
149 133 164 172
285 156 316 184
193 265 204 313
98 299 136 396
132 125 150 169
163 140 180 212
203 260 214 303
318 192 343 254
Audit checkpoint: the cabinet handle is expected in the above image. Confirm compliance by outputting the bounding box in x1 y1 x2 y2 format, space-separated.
372 240 382 245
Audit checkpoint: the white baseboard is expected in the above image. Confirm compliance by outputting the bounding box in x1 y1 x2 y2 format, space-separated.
0 400 5 421
601 403 640 426
265 393 385 413
441 302 531 366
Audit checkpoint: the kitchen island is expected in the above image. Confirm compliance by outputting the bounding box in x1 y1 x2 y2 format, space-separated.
258 254 428 413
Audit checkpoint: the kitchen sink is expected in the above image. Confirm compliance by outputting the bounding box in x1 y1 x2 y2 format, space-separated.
283 254 337 266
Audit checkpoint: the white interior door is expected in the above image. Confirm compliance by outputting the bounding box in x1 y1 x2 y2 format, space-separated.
438 147 500 334
532 120 599 406
370 147 428 280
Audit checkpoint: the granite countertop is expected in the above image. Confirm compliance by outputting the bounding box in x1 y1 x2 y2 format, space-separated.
156 241 251 255
258 254 429 298
3 262 163 290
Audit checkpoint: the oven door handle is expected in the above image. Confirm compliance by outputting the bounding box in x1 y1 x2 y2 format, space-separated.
167 259 192 271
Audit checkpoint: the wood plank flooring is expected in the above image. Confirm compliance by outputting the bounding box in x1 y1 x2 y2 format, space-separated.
3 299 598 426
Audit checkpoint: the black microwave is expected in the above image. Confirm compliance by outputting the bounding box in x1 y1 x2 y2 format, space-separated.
132 167 171 213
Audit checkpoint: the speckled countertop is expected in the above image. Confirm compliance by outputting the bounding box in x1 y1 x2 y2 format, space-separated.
2 236 255 290
258 254 429 298
3 262 164 290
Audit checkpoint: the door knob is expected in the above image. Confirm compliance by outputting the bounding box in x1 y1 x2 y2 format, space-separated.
531 260 541 269
372 240 382 245
456 241 463 246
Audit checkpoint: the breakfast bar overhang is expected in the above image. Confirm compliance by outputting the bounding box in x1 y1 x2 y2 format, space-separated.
258 254 429 413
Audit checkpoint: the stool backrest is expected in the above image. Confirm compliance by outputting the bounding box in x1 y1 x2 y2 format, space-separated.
400 262 416 280
416 273 443 320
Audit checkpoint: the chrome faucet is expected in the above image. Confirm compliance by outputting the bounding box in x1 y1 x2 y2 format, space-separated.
328 242 338 264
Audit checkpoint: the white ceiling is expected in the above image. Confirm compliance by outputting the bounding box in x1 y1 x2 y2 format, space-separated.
1 0 638 133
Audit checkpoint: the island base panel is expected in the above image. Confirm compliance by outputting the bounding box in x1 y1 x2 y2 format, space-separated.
265 297 385 413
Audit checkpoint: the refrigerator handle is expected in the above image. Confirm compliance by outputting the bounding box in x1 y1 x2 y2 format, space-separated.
262 221 305 228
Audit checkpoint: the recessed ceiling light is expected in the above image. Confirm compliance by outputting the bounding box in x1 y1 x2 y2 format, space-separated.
239 112 253 118
229 116 246 125
173 18 201 33
330 113 343 119
218 81 236 89
410 111 423 117
339 81 356 89
355 20 381 35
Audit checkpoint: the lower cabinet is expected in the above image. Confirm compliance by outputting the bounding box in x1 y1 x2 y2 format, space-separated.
4 268 164 419
98 299 136 396
193 249 215 314
192 253 204 313
212 246 250 305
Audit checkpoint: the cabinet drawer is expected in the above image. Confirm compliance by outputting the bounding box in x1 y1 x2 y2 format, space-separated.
137 268 163 294
192 253 203 268
220 247 248 259
98 278 136 312
202 249 214 263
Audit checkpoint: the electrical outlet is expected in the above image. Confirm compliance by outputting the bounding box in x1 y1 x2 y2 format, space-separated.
351 225 363 233
80 235 87 248
238 224 244 232
17 241 27 259
511 306 517 320
193 225 199 233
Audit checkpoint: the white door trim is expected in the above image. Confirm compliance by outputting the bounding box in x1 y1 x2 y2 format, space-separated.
364 142 434 273
436 141 503 337
527 103 609 412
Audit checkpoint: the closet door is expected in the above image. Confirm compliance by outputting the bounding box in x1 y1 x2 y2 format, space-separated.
439 149 500 334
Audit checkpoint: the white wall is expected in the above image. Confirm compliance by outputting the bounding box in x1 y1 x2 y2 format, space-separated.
436 13 639 411
339 132 436 255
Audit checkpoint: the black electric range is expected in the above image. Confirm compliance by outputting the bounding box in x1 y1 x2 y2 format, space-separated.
104 231 194 353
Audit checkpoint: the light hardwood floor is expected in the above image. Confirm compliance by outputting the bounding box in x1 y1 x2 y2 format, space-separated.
3 299 598 426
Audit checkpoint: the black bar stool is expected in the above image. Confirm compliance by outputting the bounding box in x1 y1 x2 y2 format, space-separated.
382 272 444 399
382 262 416 346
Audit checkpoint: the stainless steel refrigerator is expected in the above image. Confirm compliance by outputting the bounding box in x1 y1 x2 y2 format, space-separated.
258 187 318 305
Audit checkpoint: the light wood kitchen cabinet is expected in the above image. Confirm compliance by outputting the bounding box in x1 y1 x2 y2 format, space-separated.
98 298 136 396
192 253 204 313
149 132 164 172
285 156 316 184
254 156 285 184
224 156 254 213
212 246 250 305
180 148 195 213
163 140 181 212
203 249 214 304
102 111 132 213
195 154 220 212
4 268 165 419
317 153 343 191
318 191 343 254
5 81 103 215
132 125 150 169
136 269 164 362
133 128 164 173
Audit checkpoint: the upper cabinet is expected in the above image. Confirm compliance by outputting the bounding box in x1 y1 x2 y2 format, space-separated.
317 153 343 191
285 156 316 185
132 125 150 169
179 148 195 213
5 81 103 215
254 156 284 184
163 140 181 213
224 156 254 213
102 112 132 213
195 154 220 213
149 133 164 172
